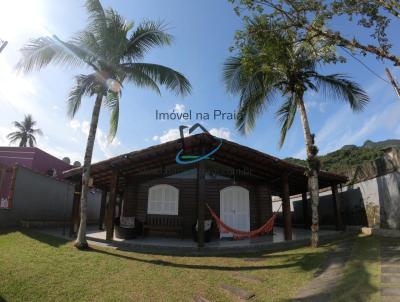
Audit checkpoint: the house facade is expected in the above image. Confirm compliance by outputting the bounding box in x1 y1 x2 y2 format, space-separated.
65 133 347 247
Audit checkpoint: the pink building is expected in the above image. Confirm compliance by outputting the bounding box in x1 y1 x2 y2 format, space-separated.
0 147 72 208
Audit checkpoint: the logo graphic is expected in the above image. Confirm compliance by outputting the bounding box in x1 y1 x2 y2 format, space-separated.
175 123 223 165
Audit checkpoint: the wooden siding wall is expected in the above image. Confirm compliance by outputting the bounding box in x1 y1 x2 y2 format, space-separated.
123 177 273 238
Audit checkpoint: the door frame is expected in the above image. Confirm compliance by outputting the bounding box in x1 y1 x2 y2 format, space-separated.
219 185 250 238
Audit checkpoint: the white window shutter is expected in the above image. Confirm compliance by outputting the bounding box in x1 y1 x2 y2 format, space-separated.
147 184 179 215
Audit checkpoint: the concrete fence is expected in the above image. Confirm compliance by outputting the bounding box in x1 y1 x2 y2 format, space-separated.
0 166 100 228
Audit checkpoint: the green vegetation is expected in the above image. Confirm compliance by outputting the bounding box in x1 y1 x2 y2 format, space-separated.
332 235 380 302
0 229 334 302
285 142 391 173
229 1 400 67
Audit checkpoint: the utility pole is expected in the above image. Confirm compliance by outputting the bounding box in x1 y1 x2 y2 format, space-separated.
0 39 8 53
385 68 400 100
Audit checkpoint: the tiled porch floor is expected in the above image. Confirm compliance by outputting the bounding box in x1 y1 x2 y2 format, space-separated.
85 225 339 248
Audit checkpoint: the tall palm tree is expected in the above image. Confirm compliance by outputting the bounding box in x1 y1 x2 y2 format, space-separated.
7 114 43 147
223 19 369 247
16 0 191 249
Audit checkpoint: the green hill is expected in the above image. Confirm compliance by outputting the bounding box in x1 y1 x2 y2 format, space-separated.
284 139 400 173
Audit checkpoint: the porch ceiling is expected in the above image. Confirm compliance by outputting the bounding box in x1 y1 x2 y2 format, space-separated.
64 133 347 195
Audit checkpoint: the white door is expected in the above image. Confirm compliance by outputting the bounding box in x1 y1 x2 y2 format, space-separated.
220 186 250 238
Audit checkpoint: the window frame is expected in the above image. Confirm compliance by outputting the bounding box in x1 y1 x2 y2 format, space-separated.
147 184 179 215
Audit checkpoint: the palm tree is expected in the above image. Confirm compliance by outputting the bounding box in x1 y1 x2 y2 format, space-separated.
7 114 43 147
16 0 191 249
223 19 369 247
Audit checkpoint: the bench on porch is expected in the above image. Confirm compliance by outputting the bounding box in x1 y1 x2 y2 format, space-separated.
142 215 184 239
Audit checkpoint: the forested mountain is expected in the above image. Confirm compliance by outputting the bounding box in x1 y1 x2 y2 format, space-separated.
284 139 400 173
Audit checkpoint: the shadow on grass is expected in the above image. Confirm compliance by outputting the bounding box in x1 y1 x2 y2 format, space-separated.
17 228 68 248
83 244 330 272
0 296 7 302
286 236 380 302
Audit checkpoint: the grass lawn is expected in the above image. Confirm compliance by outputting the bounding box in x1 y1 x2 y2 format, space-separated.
0 230 383 302
331 235 381 302
0 229 332 302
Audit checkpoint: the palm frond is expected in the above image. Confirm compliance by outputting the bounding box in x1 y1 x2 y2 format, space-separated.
72 30 104 61
235 72 274 134
311 73 370 111
223 56 245 95
123 63 191 96
16 37 87 73
31 128 43 136
125 20 172 61
28 135 37 147
67 74 98 118
12 121 24 131
276 95 297 147
7 132 22 141
85 0 106 34
104 91 120 140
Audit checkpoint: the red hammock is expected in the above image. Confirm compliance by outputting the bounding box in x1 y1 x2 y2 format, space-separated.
206 204 279 240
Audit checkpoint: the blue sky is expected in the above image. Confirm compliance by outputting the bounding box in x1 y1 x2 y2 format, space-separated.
0 0 399 163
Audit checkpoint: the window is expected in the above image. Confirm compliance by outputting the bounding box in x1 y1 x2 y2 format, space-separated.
147 184 179 215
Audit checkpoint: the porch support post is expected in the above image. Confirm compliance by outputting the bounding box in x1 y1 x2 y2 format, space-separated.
99 189 107 230
106 170 118 240
197 160 205 248
70 182 81 237
331 184 343 230
282 173 292 241
302 192 309 229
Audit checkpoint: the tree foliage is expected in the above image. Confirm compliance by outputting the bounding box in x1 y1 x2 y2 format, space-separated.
223 17 369 146
228 0 400 66
285 144 386 173
17 0 191 140
7 114 43 147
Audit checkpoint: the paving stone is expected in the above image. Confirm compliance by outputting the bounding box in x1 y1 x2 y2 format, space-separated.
295 290 331 302
381 251 400 257
220 284 255 300
193 295 211 302
243 257 264 262
382 266 400 274
381 258 400 265
305 279 339 291
233 273 263 283
293 241 353 301
381 245 400 250
382 275 400 283
381 296 400 302
381 287 400 296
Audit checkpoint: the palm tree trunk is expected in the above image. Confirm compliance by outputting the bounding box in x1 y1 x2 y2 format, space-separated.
75 93 103 249
297 96 320 248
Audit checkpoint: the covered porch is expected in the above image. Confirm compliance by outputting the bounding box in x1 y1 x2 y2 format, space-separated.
64 133 347 248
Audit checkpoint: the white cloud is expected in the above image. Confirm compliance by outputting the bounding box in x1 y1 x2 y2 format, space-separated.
209 127 231 140
68 120 81 130
152 126 232 144
304 100 327 113
158 128 181 143
65 118 125 159
0 125 14 146
171 103 185 113
292 101 400 159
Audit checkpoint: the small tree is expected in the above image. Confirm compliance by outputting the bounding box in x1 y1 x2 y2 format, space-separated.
223 18 369 247
7 114 43 147
16 0 191 249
